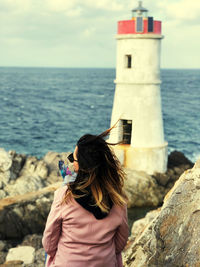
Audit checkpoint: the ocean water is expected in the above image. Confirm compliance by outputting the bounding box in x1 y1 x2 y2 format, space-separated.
0 67 200 163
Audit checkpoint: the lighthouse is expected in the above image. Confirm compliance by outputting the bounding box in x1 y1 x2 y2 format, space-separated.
109 1 168 175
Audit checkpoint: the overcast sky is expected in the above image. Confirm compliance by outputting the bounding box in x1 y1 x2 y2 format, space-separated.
0 0 199 68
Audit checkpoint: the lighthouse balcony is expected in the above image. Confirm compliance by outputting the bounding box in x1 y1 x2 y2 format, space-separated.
118 19 161 35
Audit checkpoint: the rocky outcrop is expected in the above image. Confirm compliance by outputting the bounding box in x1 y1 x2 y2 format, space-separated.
0 149 13 198
124 169 166 208
0 234 45 267
0 148 193 208
0 183 61 239
0 148 194 239
6 246 35 265
0 149 71 199
0 149 26 187
0 148 198 266
167 150 193 168
123 158 200 267
125 151 194 208
9 151 27 180
130 209 160 244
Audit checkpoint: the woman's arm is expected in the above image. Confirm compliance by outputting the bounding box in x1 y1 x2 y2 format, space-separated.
114 206 129 254
42 188 64 258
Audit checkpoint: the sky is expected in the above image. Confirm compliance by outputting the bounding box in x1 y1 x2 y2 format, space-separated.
0 0 199 69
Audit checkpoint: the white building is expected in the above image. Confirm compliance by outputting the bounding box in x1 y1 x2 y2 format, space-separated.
109 1 168 174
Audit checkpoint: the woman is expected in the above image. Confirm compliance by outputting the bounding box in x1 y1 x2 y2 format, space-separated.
42 128 129 267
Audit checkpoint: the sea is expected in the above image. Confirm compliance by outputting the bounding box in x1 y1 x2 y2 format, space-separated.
0 67 200 163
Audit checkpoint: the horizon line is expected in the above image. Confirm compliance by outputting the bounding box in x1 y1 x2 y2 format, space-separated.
0 66 199 70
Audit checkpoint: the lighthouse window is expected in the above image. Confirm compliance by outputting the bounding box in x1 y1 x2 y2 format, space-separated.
122 120 132 144
136 17 143 33
125 55 132 68
148 17 154 32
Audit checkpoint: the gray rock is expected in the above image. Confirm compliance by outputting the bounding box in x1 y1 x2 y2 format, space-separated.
0 171 11 187
0 181 3 189
0 190 7 199
0 151 70 198
6 246 35 264
131 209 160 241
123 158 200 267
21 234 42 250
0 183 61 239
124 168 166 208
0 237 45 266
0 149 12 172
173 166 185 175
152 172 171 186
0 251 7 264
4 175 46 197
19 157 49 180
8 151 26 180
0 240 6 252
43 151 65 172
0 243 45 266
33 248 45 267
168 150 193 168
124 158 192 208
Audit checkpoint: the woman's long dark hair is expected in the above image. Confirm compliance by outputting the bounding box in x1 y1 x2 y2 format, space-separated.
63 126 128 213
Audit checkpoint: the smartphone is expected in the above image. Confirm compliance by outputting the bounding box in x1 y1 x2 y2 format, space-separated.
58 160 72 178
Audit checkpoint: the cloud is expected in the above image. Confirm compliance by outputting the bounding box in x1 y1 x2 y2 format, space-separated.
45 0 125 14
84 0 124 11
46 0 78 13
0 0 199 68
0 0 31 14
66 7 82 17
157 0 200 23
82 27 96 38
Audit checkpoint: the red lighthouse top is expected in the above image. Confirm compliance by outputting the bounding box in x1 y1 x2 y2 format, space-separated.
118 1 161 35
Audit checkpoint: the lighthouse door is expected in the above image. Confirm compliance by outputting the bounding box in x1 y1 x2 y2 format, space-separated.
122 120 132 144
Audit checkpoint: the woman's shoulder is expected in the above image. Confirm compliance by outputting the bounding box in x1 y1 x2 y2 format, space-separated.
54 185 68 201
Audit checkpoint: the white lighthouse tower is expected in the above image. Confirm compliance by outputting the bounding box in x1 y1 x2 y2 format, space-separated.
109 1 168 174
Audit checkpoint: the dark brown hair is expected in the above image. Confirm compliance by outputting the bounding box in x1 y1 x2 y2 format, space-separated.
63 127 128 213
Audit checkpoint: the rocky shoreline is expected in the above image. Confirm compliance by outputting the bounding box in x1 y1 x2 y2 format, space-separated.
0 148 197 266
123 158 200 267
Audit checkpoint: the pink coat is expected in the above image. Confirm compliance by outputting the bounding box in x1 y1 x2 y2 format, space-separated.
42 185 129 267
